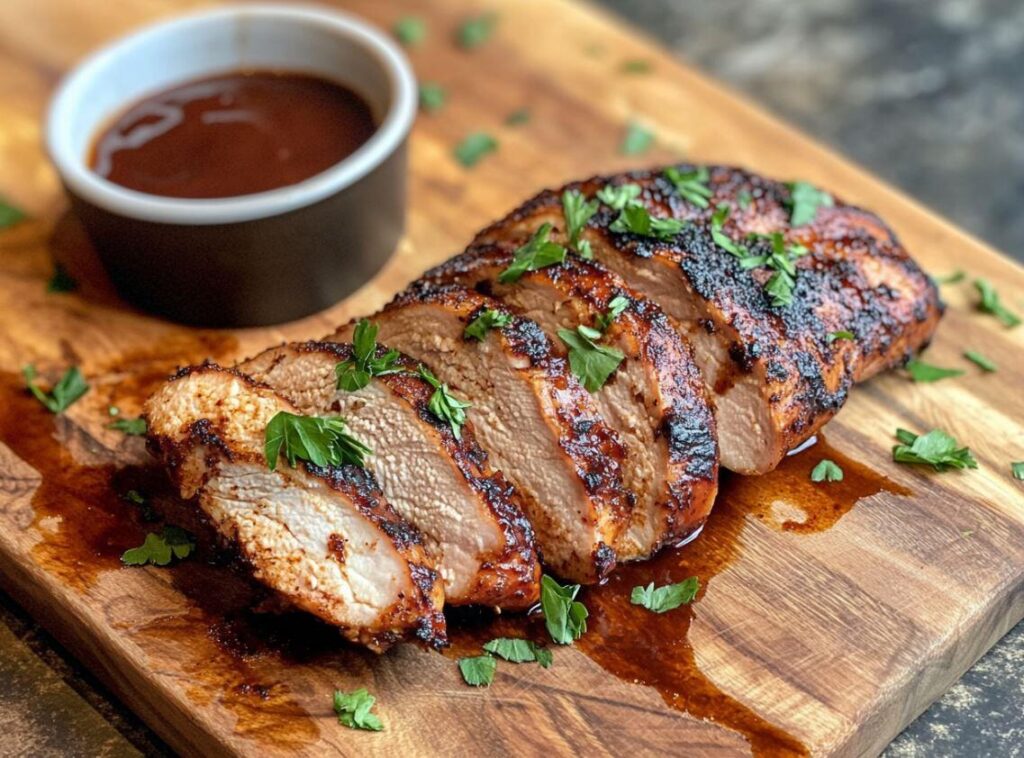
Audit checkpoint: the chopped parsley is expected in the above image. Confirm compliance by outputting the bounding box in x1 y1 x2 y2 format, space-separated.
483 638 552 667
664 166 713 208
934 270 965 285
336 319 404 392
0 197 26 229
974 278 1021 328
121 526 194 566
1012 462 1024 480
904 358 964 383
630 576 699 613
540 574 588 644
609 204 684 240
594 294 630 332
454 132 498 168
737 189 753 209
810 459 844 482
124 489 157 522
709 204 749 257
963 350 996 372
107 416 148 435
596 182 642 210
264 413 371 471
505 108 530 126
417 365 471 440
393 16 426 47
458 655 497 686
418 83 446 113
739 233 809 307
497 223 566 283
784 181 833 226
892 428 978 471
456 13 497 49
827 330 855 344
47 264 77 293
620 121 654 156
333 688 384 731
558 325 625 391
23 365 88 414
464 308 512 341
620 58 652 74
561 189 599 255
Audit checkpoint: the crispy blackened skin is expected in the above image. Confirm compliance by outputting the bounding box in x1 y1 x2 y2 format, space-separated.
475 164 943 470
238 340 541 609
145 362 447 651
418 244 719 559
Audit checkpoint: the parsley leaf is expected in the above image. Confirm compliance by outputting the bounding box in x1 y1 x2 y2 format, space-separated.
1012 462 1024 480
594 295 630 332
47 264 77 293
749 233 808 308
620 121 654 156
827 330 855 344
458 655 497 686
22 365 89 414
609 204 684 240
124 489 157 522
417 365 471 440
620 58 652 74
505 108 530 126
973 278 1021 328
784 181 833 226
483 638 552 667
904 358 964 383
963 350 996 372
664 166 713 208
497 223 567 283
121 526 194 566
393 16 426 47
419 82 446 113
454 132 498 167
336 319 404 392
934 270 965 285
333 688 384 731
737 189 753 209
810 459 844 482
540 574 588 644
558 325 625 391
630 576 699 613
892 428 978 471
264 413 371 471
596 183 642 210
0 197 26 229
710 204 748 257
464 308 511 341
561 189 599 253
107 416 148 435
456 13 497 49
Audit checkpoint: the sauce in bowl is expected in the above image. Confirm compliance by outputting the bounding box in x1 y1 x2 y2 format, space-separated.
90 71 377 199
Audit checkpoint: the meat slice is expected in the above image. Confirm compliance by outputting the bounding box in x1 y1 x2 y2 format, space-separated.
332 285 631 584
418 244 718 561
237 340 541 609
475 165 943 474
144 364 446 651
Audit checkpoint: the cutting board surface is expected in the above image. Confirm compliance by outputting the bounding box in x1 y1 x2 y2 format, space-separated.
1 1 1023 756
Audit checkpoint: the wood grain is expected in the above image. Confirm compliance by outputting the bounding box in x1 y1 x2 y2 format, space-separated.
1 0 1023 756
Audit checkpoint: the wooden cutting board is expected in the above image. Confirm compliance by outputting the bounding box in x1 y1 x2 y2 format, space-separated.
1 0 1023 755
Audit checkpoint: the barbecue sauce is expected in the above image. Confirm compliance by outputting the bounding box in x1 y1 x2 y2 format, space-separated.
90 71 377 199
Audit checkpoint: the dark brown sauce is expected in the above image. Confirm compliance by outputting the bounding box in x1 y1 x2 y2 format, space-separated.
90 71 377 199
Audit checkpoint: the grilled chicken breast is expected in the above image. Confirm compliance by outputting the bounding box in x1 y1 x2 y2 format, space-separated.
476 165 943 474
333 285 631 584
417 244 719 561
144 364 447 651
238 341 541 609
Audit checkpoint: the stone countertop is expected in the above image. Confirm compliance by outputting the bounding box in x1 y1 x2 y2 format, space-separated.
592 0 1023 755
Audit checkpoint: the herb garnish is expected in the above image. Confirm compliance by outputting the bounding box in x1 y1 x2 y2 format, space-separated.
737 189 753 209
974 278 1021 328
596 183 642 210
456 13 497 49
904 358 964 383
810 459 844 482
419 83 446 113
335 319 404 392
0 197 26 229
393 16 426 47
738 233 809 307
540 575 588 644
709 204 748 257
483 638 553 667
620 58 652 74
1012 462 1024 480
464 308 511 341
609 204 684 240
594 295 630 332
892 428 978 471
784 181 833 226
108 416 148 435
121 526 194 566
458 655 497 686
963 350 996 372
562 189 599 256
23 365 88 414
630 576 699 613
558 325 625 391
125 489 157 522
47 264 77 293
333 688 384 731
417 365 471 440
620 121 654 156
664 166 713 208
505 108 530 126
827 330 855 344
454 132 498 168
934 270 965 285
264 413 371 471
497 223 566 283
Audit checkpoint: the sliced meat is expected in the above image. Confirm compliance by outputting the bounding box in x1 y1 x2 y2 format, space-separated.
417 244 718 561
144 363 446 651
237 340 541 609
332 285 631 584
475 165 943 474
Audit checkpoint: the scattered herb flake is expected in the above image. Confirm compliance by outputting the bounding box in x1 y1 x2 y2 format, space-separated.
333 688 384 731
810 459 844 482
497 223 567 283
963 350 996 372
456 13 497 49
596 182 642 210
419 82 446 113
737 189 753 209
827 330 855 344
505 108 530 126
710 204 749 257
540 574 588 644
108 406 120 416
561 189 599 252
264 412 371 471
454 132 498 168
47 264 77 293
22 365 89 414
393 16 426 47
609 204 684 240
934 270 965 285
630 576 699 613
336 319 405 392
121 526 194 566
620 121 654 156
973 278 1021 328
595 294 630 332
558 324 625 392
664 166 713 208
107 416 148 435
892 428 978 471
0 197 26 229
483 638 552 667
904 358 964 383
464 308 512 341
458 655 497 686
1012 462 1024 480
620 58 652 74
417 365 471 440
740 232 809 308
784 181 833 226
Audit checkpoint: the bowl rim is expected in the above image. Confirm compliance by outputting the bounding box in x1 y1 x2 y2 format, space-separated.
45 3 417 226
